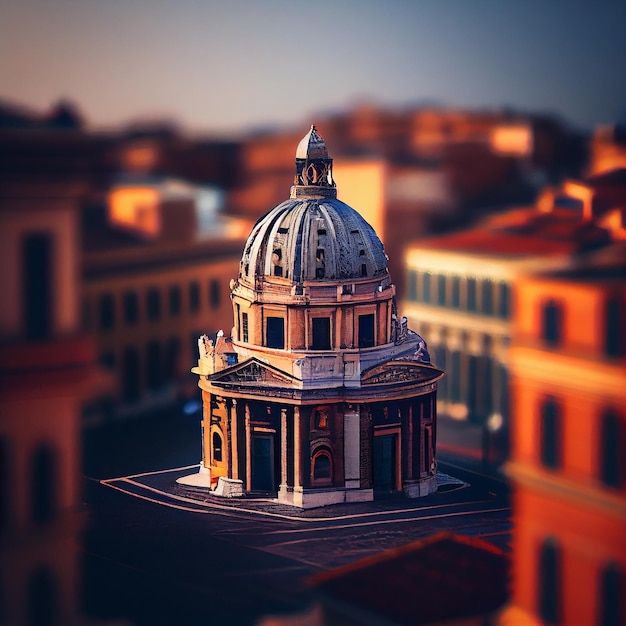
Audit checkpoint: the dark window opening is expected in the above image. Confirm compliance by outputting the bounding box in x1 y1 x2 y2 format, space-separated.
359 249 365 256
312 317 331 350
147 288 161 321
499 282 511 319
318 229 327 236
599 562 622 626
482 279 494 315
313 452 331 480
422 273 431 303
437 274 446 306
451 276 460 308
467 277 477 312
601 409 623 488
538 539 561 624
361 263 367 277
277 227 289 234
213 432 223 462
242 312 249 343
542 300 562 346
23 233 52 339
358 313 375 348
209 279 220 308
266 316 284 349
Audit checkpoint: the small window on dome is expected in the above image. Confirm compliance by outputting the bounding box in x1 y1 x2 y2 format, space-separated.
359 249 365 256
278 227 289 234
361 264 367 277
318 229 327 236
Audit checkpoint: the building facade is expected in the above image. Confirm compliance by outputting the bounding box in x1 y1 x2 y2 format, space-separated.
501 250 626 626
189 126 443 508
0 177 109 625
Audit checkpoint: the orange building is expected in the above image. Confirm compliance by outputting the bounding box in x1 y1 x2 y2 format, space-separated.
501 245 626 626
82 178 250 419
0 174 109 625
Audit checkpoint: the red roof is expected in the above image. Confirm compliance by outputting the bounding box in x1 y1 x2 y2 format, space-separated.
308 532 508 626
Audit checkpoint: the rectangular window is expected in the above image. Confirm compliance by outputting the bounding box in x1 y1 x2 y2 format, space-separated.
266 316 284 349
123 291 138 325
482 279 494 315
312 317 331 350
209 279 221 309
189 281 200 313
242 312 249 343
451 276 460 309
437 274 446 306
169 286 181 317
358 313 375 348
600 409 623 488
422 273 431 304
99 293 115 331
542 301 562 346
23 233 52 339
467 277 477 312
498 282 511 319
147 288 161 321
539 540 561 625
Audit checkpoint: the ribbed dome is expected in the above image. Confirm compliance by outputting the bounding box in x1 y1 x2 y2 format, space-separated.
239 197 389 283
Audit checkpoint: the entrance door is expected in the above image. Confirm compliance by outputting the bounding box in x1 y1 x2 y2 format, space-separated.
373 434 397 492
252 435 274 492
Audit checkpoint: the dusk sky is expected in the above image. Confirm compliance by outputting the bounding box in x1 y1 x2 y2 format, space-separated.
1 0 625 135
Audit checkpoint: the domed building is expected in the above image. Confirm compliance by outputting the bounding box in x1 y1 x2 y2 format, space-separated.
189 126 443 508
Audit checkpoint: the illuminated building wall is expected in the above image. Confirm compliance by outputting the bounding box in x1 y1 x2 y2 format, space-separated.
0 179 107 625
502 253 626 626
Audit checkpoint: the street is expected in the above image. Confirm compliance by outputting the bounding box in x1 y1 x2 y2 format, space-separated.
81 412 511 626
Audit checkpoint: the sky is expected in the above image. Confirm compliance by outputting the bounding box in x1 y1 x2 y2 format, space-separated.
1 0 625 135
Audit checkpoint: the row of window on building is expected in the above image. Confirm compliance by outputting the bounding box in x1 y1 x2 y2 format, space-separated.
541 297 622 357
539 399 624 489
93 279 222 332
538 539 621 626
407 269 511 319
100 334 206 403
432 346 508 424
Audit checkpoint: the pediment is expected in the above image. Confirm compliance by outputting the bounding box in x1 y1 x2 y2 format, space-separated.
361 360 443 386
209 357 297 386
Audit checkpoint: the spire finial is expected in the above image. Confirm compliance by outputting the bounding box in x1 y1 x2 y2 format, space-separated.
291 125 337 199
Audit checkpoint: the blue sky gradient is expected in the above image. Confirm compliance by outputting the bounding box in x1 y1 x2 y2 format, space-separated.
1 0 624 133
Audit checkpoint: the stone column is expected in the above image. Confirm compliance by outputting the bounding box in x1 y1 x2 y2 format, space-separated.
230 399 239 479
293 406 302 489
344 407 360 489
225 399 232 478
245 403 252 491
279 406 288 493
